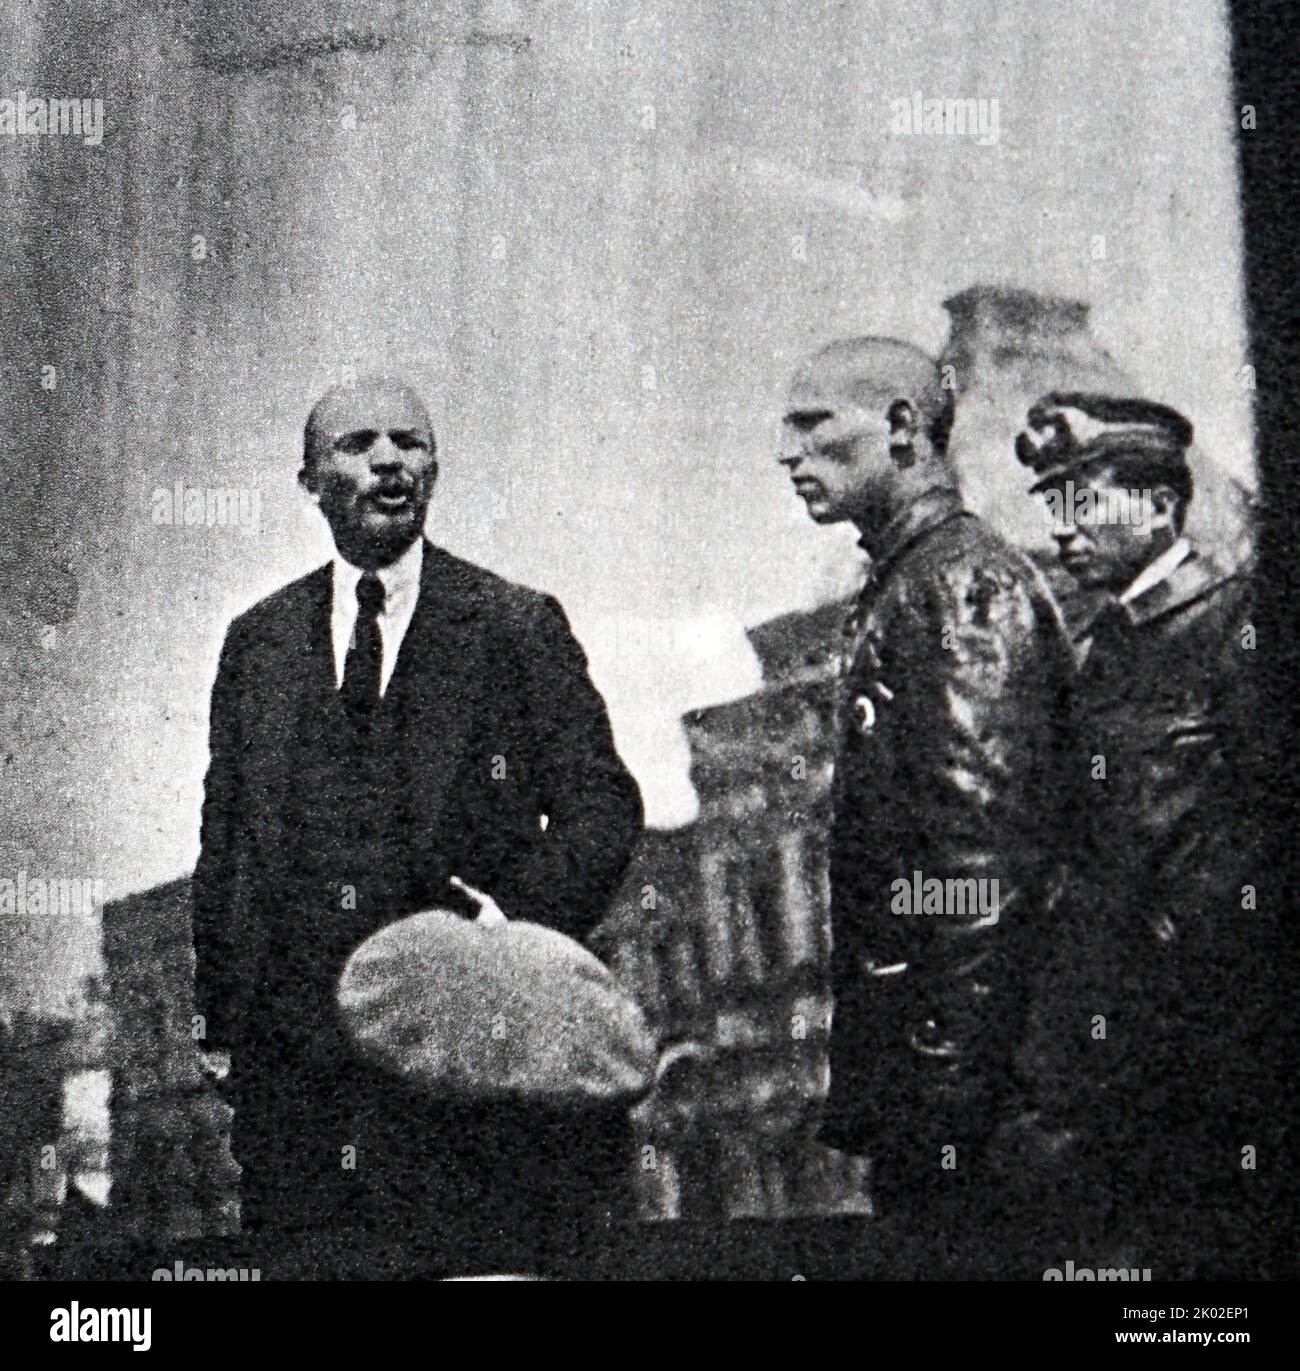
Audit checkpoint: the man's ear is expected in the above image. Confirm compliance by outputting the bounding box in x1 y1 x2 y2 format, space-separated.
887 398 920 468
1148 483 1178 532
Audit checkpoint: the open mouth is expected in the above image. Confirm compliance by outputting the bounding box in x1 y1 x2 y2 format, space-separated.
369 486 414 513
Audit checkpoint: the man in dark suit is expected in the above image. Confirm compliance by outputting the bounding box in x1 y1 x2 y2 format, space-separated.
779 338 1075 1232
1017 393 1265 1257
192 376 643 1237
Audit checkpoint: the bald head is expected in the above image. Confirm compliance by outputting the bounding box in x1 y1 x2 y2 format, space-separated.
300 375 438 569
779 337 957 535
787 337 953 451
303 375 434 474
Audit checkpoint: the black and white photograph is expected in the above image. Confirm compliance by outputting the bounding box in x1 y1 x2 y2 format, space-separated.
1 0 1295 1324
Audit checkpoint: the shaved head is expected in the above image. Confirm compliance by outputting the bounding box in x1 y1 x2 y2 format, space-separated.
787 337 952 448
779 336 957 536
304 375 434 472
300 375 438 569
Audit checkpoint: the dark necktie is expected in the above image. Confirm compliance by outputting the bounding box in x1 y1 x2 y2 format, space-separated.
342 573 385 712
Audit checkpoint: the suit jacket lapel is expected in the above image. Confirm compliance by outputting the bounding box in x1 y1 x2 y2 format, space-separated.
259 565 334 820
386 542 487 835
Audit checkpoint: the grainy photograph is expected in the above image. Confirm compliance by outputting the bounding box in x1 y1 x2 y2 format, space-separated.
1 0 1294 1315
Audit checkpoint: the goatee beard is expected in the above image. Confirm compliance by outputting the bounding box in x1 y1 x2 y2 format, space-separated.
329 508 425 570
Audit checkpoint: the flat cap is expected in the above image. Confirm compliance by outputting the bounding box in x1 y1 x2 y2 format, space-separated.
337 909 658 1109
1016 392 1193 491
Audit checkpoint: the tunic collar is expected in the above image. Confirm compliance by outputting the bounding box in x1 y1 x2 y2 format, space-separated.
1075 539 1221 648
1119 536 1190 609
1119 540 1220 628
859 485 967 582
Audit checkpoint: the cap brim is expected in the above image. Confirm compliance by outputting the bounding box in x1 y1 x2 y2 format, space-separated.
1026 460 1077 494
1027 449 1160 494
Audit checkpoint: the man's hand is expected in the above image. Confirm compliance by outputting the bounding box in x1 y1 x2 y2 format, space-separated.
450 876 509 929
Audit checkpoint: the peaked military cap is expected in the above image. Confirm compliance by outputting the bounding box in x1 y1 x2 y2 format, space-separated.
1015 392 1193 492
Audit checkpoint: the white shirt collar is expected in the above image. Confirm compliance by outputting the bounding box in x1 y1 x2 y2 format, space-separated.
332 535 423 609
330 538 424 695
1118 536 1191 606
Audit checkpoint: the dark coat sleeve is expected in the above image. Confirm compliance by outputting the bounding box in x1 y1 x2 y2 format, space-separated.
492 594 643 942
1127 573 1260 946
192 624 253 1051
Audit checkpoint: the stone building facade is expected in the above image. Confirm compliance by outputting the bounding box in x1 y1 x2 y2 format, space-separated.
596 601 872 1218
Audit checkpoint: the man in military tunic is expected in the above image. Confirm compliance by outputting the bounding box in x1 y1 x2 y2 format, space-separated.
779 338 1075 1228
1017 394 1265 1253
